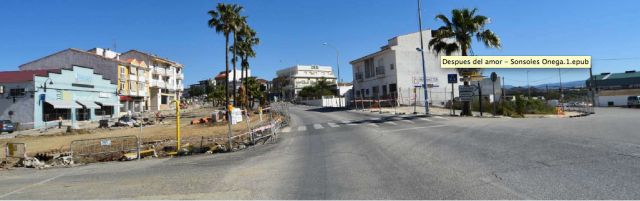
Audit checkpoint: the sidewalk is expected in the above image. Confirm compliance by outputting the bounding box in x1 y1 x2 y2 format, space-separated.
356 106 583 118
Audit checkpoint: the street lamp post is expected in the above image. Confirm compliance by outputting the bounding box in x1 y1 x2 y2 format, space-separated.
417 0 430 115
322 43 340 84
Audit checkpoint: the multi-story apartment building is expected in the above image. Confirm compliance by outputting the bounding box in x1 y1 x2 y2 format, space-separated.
19 47 184 113
350 31 461 106
119 50 184 111
275 65 336 99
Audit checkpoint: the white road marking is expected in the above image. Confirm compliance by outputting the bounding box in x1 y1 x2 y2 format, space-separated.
281 127 291 133
342 120 357 126
313 124 324 129
419 118 433 122
383 124 447 132
0 173 66 198
401 119 415 124
433 116 449 120
327 122 340 128
298 126 307 131
367 123 380 127
384 121 398 125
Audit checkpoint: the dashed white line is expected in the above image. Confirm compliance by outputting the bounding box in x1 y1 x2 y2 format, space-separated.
342 120 357 126
401 119 415 124
327 122 340 128
313 124 324 129
433 116 449 120
419 118 433 122
367 123 380 127
298 126 307 131
281 127 292 133
384 121 398 125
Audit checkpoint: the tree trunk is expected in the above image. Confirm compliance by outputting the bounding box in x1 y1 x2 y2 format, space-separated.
224 34 230 110
459 47 473 116
232 34 238 107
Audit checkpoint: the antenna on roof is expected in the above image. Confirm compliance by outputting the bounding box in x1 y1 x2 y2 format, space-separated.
113 39 117 52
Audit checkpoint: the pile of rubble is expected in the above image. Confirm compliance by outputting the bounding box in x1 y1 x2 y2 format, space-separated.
19 153 74 169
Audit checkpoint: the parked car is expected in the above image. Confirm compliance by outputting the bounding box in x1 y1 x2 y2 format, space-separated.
628 96 640 108
0 120 15 134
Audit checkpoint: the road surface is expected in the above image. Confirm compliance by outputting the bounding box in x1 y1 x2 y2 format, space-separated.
0 106 639 199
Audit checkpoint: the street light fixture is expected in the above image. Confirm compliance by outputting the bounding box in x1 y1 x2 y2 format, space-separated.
322 43 340 84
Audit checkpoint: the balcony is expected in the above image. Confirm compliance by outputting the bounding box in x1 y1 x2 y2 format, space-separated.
138 76 146 82
129 74 137 81
176 73 184 80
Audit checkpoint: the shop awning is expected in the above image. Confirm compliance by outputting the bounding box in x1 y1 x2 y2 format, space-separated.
45 100 82 109
76 100 100 109
95 101 117 107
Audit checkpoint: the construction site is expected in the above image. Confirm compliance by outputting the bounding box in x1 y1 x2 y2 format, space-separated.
0 102 290 170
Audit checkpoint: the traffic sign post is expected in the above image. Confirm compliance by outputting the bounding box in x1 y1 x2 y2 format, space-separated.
448 74 458 116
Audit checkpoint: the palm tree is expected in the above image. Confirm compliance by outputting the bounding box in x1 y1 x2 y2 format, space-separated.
231 16 247 107
235 24 259 110
208 3 243 110
428 8 501 116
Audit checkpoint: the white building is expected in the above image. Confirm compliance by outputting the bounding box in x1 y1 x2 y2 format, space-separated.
275 65 336 99
350 31 461 106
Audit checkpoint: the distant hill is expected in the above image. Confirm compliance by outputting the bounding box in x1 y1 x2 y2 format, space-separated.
533 80 586 89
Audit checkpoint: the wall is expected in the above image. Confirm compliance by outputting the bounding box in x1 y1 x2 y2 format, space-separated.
0 82 36 129
32 66 119 129
19 49 120 84
351 31 461 107
597 95 628 107
300 96 346 107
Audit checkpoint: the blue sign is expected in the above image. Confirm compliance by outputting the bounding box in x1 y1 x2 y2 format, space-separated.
447 74 458 84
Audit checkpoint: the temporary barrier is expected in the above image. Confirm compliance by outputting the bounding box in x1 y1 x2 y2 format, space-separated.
5 143 27 159
70 135 139 162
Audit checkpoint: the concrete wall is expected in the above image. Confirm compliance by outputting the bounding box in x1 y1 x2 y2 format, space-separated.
598 95 628 107
0 82 36 129
33 66 119 129
351 31 461 107
19 49 120 84
300 96 346 107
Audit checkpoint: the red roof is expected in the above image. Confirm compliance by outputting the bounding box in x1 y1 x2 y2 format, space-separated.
0 70 55 83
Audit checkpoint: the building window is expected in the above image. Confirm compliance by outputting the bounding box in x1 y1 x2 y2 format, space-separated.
390 64 395 70
365 89 370 96
76 108 90 121
372 86 379 98
364 58 374 78
382 85 388 96
9 88 25 97
389 83 397 97
42 103 71 121
95 106 114 116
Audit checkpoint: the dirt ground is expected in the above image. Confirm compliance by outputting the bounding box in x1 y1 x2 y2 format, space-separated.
0 105 275 158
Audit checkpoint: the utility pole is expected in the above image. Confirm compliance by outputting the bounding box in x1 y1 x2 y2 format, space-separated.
526 70 531 99
478 81 483 117
558 68 564 111
589 66 598 112
322 43 342 84
491 72 497 116
451 83 455 115
417 0 430 115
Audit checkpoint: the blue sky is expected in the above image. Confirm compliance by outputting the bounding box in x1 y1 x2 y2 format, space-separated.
1 0 639 87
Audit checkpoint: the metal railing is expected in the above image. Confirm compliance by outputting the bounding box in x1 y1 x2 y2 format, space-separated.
70 135 139 162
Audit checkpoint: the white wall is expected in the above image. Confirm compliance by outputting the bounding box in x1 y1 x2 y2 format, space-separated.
598 95 628 107
351 30 461 107
0 82 36 129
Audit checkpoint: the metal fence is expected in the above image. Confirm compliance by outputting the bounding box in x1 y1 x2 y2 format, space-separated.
70 135 139 162
5 143 27 159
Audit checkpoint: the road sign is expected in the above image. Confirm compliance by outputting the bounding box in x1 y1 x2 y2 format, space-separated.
459 96 473 102
459 91 474 97
447 74 458 84
459 85 474 92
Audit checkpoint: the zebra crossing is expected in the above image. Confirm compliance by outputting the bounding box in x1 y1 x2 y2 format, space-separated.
279 115 450 133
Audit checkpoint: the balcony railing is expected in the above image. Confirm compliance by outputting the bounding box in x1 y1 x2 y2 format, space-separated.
176 73 184 80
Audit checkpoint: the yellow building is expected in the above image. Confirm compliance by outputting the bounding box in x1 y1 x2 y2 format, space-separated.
117 59 150 114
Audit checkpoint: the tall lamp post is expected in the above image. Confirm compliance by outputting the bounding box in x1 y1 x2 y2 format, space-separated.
322 43 340 84
417 0 430 115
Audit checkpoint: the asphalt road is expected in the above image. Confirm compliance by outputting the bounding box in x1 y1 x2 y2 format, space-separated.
0 106 639 199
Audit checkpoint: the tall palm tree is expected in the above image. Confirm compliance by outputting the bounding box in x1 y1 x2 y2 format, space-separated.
237 25 259 110
231 16 247 107
428 8 501 116
208 3 243 110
